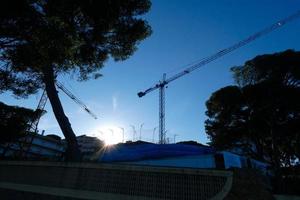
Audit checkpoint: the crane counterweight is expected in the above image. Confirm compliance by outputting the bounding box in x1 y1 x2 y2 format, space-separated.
138 92 146 97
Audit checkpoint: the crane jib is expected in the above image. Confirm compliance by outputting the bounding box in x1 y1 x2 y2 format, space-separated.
137 10 300 144
138 10 300 97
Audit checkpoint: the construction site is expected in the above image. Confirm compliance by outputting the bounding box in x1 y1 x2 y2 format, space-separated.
0 1 300 199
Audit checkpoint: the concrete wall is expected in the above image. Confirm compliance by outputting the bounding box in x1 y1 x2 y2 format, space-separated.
0 161 233 200
274 195 300 200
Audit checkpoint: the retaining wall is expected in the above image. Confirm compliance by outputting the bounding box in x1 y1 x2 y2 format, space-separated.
0 161 233 200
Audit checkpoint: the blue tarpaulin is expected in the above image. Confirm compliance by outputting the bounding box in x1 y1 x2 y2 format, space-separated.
99 143 215 162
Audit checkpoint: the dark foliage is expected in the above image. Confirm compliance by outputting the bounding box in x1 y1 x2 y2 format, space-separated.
0 101 42 144
272 166 300 195
177 141 207 147
205 50 300 168
0 0 152 160
224 169 274 200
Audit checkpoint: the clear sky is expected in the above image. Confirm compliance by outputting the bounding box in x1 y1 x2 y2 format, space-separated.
1 0 300 144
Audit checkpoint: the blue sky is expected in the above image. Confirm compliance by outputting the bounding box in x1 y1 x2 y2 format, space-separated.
1 0 300 144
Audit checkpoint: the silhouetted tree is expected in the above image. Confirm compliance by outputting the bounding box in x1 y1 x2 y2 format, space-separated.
205 50 300 168
0 101 42 144
0 0 152 160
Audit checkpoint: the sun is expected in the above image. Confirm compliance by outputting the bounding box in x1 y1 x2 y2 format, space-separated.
95 126 124 146
103 135 121 146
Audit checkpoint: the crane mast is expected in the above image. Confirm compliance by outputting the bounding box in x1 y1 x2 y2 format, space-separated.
28 90 48 133
138 11 300 144
159 74 166 143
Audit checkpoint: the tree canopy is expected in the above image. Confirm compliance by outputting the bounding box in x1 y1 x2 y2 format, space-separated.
0 0 152 95
205 50 300 168
0 101 42 144
0 0 152 160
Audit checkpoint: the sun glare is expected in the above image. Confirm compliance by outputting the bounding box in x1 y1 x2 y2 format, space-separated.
103 135 121 146
95 125 124 146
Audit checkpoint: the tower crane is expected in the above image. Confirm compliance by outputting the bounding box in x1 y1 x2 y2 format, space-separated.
138 11 300 144
22 81 98 158
29 81 97 133
56 81 98 120
28 90 48 133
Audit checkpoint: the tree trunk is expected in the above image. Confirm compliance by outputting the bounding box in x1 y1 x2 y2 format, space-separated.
43 67 81 161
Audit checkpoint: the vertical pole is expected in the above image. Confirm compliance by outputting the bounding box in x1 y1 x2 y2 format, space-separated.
139 123 144 141
159 74 166 144
130 125 136 141
119 127 125 143
152 127 157 143
173 134 178 144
